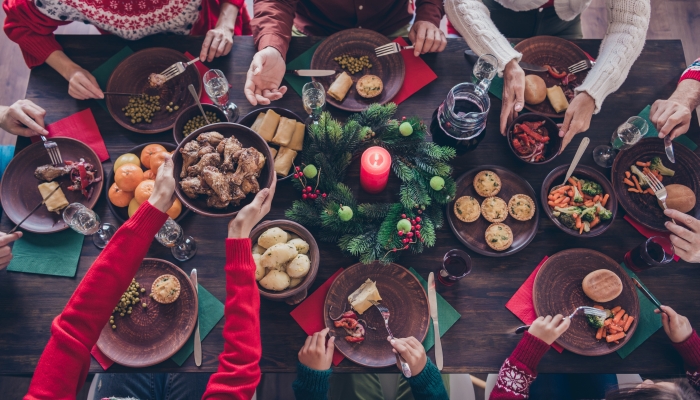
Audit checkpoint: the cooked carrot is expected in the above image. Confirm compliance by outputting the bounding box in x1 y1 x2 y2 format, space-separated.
636 161 650 167
593 305 604 310
623 316 635 332
579 224 584 234
604 319 612 326
601 194 609 207
622 314 629 323
625 171 631 179
608 325 622 333
568 189 574 197
553 186 570 194
628 188 641 193
623 178 635 187
577 180 583 192
575 216 582 229
631 175 642 192
590 216 600 228
548 201 557 207
584 201 594 207
593 195 600 203
611 306 622 314
596 327 604 340
613 309 625 324
606 332 626 342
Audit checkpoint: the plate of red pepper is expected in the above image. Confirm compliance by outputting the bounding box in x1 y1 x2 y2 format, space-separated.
507 114 562 164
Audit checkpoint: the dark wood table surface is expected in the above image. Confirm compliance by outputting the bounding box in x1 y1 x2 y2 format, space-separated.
0 35 698 376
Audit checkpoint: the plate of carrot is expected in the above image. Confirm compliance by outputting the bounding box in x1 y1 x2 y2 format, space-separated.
589 305 635 344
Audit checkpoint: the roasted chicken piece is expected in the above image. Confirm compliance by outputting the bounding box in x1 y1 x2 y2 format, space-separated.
179 141 201 178
196 131 224 148
216 137 243 172
198 144 216 157
240 175 260 195
148 73 167 88
207 194 230 209
201 166 231 202
179 176 212 199
187 152 221 177
230 184 246 205
34 164 71 182
230 147 265 185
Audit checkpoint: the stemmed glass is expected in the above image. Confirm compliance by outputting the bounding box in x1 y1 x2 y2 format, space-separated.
593 116 648 168
62 203 116 249
472 54 498 94
155 217 197 261
302 81 325 127
203 69 239 122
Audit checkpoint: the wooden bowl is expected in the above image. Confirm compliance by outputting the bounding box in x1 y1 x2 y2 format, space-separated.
0 138 104 234
447 165 539 257
611 138 700 232
540 165 617 237
172 122 275 218
238 107 304 181
310 28 405 112
106 48 202 134
324 262 429 368
250 220 319 305
96 258 198 367
533 249 639 356
507 113 562 164
514 36 589 118
173 104 229 144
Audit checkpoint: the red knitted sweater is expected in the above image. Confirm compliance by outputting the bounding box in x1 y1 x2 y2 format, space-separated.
679 58 700 84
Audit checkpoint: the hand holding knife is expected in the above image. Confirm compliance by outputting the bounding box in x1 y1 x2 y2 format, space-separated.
664 135 675 164
427 272 443 370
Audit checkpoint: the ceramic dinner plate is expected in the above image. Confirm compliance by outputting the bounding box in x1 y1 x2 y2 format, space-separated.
324 262 429 368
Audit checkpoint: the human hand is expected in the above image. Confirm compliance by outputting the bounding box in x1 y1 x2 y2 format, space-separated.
559 92 595 152
528 315 570 345
408 21 447 57
664 209 700 263
200 27 234 62
244 47 288 106
0 232 22 270
0 100 49 137
148 153 176 213
228 175 277 238
650 99 692 140
66 66 104 100
500 59 525 135
298 328 335 371
655 305 692 343
388 336 427 375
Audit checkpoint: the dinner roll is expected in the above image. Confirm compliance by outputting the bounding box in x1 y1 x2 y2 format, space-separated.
660 184 696 213
582 269 623 303
524 75 547 105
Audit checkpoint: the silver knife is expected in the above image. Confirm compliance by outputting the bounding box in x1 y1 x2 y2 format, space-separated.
427 273 443 370
664 135 675 163
190 269 202 367
463 50 547 72
285 69 336 77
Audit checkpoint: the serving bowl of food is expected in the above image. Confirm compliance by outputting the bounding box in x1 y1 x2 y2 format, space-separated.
173 104 228 144
507 113 562 164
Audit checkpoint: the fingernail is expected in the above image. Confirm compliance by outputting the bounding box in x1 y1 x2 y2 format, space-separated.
515 104 523 111
559 130 565 137
390 339 395 344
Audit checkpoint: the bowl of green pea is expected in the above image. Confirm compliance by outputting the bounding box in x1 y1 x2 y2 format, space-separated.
173 103 229 144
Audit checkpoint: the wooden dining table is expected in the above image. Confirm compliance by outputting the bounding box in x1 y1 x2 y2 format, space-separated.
0 35 698 377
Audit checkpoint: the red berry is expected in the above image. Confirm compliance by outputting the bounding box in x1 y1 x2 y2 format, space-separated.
293 173 299 179
322 193 327 198
299 172 304 177
401 214 406 219
407 232 414 238
418 210 423 214
316 189 321 194
306 186 312 192
402 116 406 121
415 217 421 222
302 194 308 199
415 224 421 230
295 166 301 171
402 238 409 244
410 226 416 231
416 231 421 237
411 220 416 225
398 231 404 236
392 248 397 252
313 194 319 199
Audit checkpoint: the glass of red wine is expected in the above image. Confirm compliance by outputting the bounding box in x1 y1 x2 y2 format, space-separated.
438 249 472 286
624 236 674 272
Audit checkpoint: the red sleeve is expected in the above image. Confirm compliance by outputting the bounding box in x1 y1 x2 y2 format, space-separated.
24 203 168 400
672 330 700 393
202 238 261 400
489 332 550 400
251 0 299 60
414 0 445 28
679 58 700 84
3 0 70 68
194 0 252 37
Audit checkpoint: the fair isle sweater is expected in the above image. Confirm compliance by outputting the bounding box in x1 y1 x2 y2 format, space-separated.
680 58 700 83
445 0 651 113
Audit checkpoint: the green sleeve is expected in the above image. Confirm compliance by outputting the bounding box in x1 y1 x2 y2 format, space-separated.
406 359 449 400
292 362 332 400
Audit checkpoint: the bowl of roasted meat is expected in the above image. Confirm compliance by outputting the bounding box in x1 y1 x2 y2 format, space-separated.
507 113 562 164
172 123 275 218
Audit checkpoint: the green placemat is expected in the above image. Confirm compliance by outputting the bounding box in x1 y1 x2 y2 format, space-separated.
408 268 461 351
284 41 324 97
6 230 84 277
171 284 224 366
637 105 697 150
616 263 663 359
91 46 134 111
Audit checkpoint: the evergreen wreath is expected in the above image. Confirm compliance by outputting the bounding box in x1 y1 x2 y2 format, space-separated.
285 103 457 264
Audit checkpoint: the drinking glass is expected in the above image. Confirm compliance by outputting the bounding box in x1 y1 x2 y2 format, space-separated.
593 116 648 168
155 217 197 261
62 203 116 249
203 69 239 122
437 249 472 286
624 236 674 272
302 81 325 127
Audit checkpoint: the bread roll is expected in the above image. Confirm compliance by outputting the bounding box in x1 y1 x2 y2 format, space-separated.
546 86 569 113
582 269 622 303
250 112 265 133
660 184 696 213
274 147 297 177
524 75 547 105
327 72 353 101
271 117 296 146
258 110 280 141
287 122 305 151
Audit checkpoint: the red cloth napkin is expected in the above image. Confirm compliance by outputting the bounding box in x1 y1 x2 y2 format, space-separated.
184 52 214 105
624 215 680 262
390 37 438 105
290 268 345 366
31 109 109 162
505 256 564 353
91 345 114 370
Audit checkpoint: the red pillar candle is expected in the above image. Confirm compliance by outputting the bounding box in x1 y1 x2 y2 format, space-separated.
360 146 391 194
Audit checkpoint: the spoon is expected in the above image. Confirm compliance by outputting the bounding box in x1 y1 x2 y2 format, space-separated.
187 84 210 125
551 137 590 192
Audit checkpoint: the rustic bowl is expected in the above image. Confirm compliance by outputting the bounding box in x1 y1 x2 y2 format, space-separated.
540 164 617 237
250 220 319 305
507 113 562 164
173 104 229 144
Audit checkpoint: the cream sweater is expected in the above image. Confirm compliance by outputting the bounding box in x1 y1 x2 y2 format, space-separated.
445 0 650 113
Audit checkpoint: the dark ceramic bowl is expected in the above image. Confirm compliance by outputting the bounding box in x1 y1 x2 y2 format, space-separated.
507 113 562 164
173 104 229 144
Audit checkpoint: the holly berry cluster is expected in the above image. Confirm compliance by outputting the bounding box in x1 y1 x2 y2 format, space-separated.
293 164 328 201
392 214 423 252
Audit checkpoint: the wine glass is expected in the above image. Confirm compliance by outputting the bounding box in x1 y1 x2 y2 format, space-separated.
155 218 197 261
473 54 498 94
203 69 239 122
593 116 648 168
302 81 325 127
62 203 116 249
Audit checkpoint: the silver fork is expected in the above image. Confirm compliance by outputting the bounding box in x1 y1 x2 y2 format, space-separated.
515 306 607 333
41 136 62 166
369 300 411 377
375 42 415 57
644 170 676 224
568 59 595 74
159 58 199 82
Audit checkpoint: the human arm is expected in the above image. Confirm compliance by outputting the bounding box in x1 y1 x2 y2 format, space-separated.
654 305 700 392
45 51 104 100
200 1 241 62
650 63 700 139
0 232 23 270
292 328 335 400
409 0 446 57
389 336 449 399
664 210 700 263
0 100 49 137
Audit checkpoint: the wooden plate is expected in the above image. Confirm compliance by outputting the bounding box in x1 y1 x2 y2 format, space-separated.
533 249 639 356
447 165 539 257
514 36 589 118
96 258 198 368
0 138 104 234
310 29 405 112
106 48 202 134
324 262 429 368
611 138 700 232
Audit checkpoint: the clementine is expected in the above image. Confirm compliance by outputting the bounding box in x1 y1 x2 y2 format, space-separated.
134 179 155 204
149 151 168 173
141 144 168 169
143 169 156 180
108 182 134 207
114 164 144 192
166 198 182 219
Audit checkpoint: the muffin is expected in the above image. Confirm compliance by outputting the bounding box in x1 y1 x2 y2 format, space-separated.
356 75 383 98
508 194 536 221
481 197 508 223
582 269 623 303
485 223 513 251
150 274 181 304
473 170 501 197
454 196 480 222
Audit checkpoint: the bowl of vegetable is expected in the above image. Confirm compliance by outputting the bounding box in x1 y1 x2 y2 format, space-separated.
540 165 617 237
173 103 229 144
507 113 562 164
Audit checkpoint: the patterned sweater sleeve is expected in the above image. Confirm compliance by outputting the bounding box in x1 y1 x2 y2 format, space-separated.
489 332 550 400
679 58 700 84
671 330 700 393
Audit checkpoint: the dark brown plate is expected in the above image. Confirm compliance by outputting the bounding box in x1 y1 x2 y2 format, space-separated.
533 249 639 356
514 36 589 118
541 165 617 237
310 29 405 112
172 122 275 218
106 48 202 134
96 258 198 368
324 262 429 368
507 113 562 164
0 138 104 234
173 104 229 144
611 138 700 232
447 165 539 257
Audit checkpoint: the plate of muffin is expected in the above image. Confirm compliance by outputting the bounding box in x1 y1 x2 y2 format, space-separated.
447 166 539 257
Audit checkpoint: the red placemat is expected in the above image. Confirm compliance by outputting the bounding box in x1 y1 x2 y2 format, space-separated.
390 37 437 105
624 215 680 262
184 52 214 105
91 345 114 370
31 109 109 162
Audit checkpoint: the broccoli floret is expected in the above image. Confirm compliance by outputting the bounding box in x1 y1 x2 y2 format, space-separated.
581 180 603 196
587 313 605 329
554 206 584 216
572 185 584 203
650 156 676 177
580 206 597 222
630 165 650 188
583 221 591 233
558 213 578 230
594 201 613 221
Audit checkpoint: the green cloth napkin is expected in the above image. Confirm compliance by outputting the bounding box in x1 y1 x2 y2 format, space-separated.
171 284 225 366
284 41 324 97
637 105 697 150
408 268 461 352
616 263 663 359
91 47 134 111
6 230 84 277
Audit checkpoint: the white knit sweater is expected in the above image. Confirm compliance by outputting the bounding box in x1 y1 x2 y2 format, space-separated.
445 0 650 113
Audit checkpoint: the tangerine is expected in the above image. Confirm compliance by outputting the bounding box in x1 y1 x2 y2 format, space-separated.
143 169 156 180
166 198 182 219
134 179 155 204
114 164 144 192
108 182 134 207
149 151 168 173
141 144 168 169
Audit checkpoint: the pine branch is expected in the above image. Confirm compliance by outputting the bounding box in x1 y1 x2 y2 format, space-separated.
357 203 393 219
285 200 321 227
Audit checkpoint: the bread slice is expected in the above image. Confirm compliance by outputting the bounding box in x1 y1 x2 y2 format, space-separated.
582 269 622 303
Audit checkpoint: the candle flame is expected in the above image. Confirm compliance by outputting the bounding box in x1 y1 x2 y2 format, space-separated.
372 153 380 166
